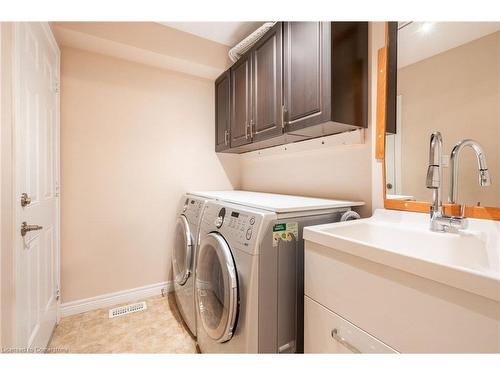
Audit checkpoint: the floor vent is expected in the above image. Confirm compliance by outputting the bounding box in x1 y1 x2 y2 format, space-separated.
108 301 147 318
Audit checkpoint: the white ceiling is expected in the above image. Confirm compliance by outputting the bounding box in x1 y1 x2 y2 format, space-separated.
398 22 500 68
159 22 264 46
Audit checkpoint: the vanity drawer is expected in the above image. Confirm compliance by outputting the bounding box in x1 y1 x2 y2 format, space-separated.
304 295 397 353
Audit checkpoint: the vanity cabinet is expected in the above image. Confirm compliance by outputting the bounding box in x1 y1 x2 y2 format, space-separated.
304 240 500 353
215 69 231 152
215 22 368 153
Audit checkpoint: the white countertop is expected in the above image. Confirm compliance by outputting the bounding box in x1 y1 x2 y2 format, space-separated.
303 209 500 302
189 190 364 213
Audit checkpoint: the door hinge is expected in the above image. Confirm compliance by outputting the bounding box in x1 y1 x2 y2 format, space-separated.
55 289 60 301
54 80 60 94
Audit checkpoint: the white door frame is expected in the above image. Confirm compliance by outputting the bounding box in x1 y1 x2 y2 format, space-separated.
12 22 61 347
0 21 3 348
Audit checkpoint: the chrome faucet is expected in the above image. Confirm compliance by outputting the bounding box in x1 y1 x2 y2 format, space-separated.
449 139 491 204
425 132 467 232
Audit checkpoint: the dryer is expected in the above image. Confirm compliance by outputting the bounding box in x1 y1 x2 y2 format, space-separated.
194 193 362 353
172 194 209 337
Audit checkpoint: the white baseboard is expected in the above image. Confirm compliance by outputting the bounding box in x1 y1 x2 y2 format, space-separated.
60 281 173 318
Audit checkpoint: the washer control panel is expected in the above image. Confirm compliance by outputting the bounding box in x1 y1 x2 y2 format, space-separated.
226 210 256 239
203 202 263 250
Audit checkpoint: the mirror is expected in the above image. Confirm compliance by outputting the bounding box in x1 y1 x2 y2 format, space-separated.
385 22 500 208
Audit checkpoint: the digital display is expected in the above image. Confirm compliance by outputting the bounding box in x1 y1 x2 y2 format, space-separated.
231 211 239 218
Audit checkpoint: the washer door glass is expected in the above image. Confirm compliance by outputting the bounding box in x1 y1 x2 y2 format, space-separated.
196 233 238 343
172 215 193 286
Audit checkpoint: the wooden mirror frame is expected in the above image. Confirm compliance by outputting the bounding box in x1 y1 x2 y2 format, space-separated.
376 22 500 221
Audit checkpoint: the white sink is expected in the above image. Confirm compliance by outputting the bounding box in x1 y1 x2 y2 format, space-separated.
303 209 500 301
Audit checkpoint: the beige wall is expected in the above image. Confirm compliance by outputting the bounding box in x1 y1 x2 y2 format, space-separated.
60 47 239 303
398 32 500 207
239 23 385 218
240 143 372 217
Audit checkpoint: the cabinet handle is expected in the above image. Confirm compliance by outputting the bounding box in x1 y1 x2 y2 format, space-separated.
245 122 250 140
224 130 229 146
331 328 360 353
250 120 254 139
281 105 287 132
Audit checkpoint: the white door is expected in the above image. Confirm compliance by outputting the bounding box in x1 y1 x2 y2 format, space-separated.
14 23 60 349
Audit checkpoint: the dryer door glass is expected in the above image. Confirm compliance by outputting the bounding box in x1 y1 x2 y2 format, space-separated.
196 233 238 343
173 215 193 286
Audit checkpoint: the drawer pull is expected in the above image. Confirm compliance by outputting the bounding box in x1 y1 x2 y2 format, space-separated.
331 328 360 353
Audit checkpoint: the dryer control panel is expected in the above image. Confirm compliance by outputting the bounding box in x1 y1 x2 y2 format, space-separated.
182 196 206 227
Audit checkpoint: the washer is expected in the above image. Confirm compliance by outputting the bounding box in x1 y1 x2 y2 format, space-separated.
172 194 209 337
193 191 363 353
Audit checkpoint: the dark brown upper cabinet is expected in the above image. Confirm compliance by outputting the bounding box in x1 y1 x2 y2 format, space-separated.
285 22 368 139
216 22 368 153
330 22 368 129
251 22 283 143
230 53 252 148
283 22 331 131
215 69 231 152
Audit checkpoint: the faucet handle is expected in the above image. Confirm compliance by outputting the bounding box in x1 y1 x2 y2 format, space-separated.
426 165 440 189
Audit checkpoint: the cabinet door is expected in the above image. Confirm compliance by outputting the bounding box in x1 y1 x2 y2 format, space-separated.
215 69 231 151
283 22 331 131
230 54 252 147
251 22 283 142
331 22 368 128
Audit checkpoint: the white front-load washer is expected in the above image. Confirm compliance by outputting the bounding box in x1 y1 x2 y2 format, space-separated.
172 194 209 337
195 201 272 353
193 191 362 353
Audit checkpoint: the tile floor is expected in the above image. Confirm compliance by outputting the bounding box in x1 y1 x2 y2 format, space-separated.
48 294 198 353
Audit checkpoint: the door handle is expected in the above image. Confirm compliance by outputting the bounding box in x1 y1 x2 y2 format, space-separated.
21 193 32 207
21 222 43 237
